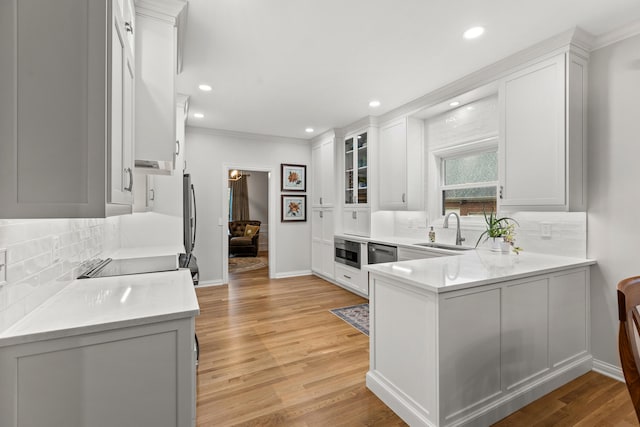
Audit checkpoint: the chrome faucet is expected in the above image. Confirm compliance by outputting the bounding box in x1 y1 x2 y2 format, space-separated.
443 212 465 246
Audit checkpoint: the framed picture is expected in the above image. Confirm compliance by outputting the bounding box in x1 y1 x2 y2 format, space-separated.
281 195 307 222
281 163 306 192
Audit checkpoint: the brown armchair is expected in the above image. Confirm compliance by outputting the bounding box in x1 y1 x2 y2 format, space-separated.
228 220 261 257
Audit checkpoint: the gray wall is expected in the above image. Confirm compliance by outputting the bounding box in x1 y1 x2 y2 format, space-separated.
588 33 640 369
185 128 311 284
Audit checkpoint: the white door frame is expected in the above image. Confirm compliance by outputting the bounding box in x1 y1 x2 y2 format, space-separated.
222 164 276 284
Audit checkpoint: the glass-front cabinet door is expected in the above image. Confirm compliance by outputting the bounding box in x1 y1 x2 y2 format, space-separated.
344 131 368 205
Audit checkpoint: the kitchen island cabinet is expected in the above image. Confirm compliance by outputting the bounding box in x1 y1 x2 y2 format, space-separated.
0 0 136 218
365 251 594 427
0 269 199 427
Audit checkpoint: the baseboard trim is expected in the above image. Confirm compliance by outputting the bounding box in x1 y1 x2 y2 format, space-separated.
273 270 312 279
592 358 624 382
367 355 592 427
195 280 225 288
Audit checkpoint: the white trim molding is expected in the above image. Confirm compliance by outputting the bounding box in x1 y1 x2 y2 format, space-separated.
592 359 624 382
187 126 309 146
273 270 313 279
196 280 225 288
592 19 640 51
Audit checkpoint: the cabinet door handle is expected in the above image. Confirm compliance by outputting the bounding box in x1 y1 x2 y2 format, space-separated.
499 185 504 199
149 189 155 201
124 168 133 192
319 211 323 218
175 140 181 156
125 22 133 34
352 211 357 220
343 274 351 280
402 193 406 203
183 160 187 172
320 197 323 205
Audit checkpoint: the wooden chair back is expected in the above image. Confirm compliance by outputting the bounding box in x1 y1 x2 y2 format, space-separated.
617 276 640 421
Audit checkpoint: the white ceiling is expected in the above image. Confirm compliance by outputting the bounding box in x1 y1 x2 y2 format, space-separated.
176 0 640 139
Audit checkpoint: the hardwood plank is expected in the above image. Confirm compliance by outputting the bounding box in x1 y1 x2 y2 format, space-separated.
195 268 636 426
195 271 402 426
493 371 637 427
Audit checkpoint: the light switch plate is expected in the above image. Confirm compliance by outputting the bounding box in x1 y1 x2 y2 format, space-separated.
0 248 7 286
541 222 552 239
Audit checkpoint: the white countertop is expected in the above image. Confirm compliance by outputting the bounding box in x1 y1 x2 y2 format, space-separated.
0 269 199 347
364 249 595 293
335 233 475 255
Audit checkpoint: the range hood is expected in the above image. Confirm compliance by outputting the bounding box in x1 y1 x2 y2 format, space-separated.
135 159 174 175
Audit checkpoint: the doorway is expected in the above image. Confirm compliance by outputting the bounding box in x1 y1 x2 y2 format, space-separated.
223 166 274 283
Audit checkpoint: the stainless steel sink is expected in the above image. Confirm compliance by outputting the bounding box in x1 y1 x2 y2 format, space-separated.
414 242 474 251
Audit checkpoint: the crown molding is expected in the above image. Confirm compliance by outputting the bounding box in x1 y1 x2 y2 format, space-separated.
373 27 592 125
592 19 640 51
187 126 309 146
341 116 379 137
311 129 336 145
135 0 187 24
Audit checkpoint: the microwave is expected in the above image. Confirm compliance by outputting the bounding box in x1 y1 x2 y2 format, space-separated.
334 238 361 269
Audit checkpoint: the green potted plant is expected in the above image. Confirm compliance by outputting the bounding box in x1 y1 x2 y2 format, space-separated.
475 210 522 254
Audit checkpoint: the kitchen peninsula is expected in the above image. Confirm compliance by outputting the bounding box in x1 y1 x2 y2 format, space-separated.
364 250 595 427
0 267 199 427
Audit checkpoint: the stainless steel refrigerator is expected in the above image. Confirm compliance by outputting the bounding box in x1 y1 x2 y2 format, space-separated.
180 173 199 285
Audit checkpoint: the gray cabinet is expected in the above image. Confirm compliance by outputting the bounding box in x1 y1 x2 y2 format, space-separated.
0 0 135 218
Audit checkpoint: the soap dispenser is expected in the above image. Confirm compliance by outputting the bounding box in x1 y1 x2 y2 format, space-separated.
428 226 436 243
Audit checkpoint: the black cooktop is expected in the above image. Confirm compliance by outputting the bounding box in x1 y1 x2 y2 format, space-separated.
77 255 178 279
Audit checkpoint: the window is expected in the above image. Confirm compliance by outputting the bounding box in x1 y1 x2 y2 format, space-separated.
440 146 497 216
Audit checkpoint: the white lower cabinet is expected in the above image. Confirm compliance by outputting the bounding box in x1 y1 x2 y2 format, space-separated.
311 208 334 279
0 318 197 427
334 263 368 297
367 267 590 426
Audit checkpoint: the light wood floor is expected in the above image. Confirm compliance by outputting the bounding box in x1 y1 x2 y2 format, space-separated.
195 268 637 426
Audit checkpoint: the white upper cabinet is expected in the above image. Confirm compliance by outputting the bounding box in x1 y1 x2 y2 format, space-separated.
311 135 335 208
0 0 135 218
499 51 587 211
134 0 187 172
344 131 369 206
378 117 424 210
342 207 370 237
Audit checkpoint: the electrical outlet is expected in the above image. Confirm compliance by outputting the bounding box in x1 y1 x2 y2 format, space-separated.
541 222 552 239
0 248 7 286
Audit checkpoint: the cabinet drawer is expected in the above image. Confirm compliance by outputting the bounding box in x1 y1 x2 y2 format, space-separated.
334 263 367 296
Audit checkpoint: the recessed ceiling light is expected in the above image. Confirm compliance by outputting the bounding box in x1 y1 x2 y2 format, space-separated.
463 26 485 40
305 127 314 133
369 100 381 108
449 101 460 107
193 113 204 118
198 84 212 92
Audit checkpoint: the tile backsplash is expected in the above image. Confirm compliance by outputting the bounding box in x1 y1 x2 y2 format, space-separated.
0 217 120 332
375 210 587 258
